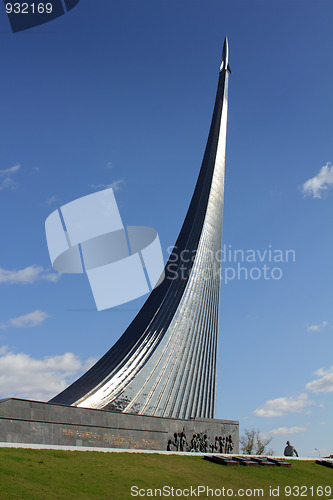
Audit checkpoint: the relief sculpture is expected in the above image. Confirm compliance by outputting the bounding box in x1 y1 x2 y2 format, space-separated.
167 430 234 453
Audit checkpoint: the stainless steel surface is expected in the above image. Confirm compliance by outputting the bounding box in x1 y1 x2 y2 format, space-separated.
50 41 231 420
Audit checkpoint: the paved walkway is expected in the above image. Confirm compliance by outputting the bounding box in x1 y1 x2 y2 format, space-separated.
0 442 320 460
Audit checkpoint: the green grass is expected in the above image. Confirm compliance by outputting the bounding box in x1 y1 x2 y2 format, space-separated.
0 449 332 499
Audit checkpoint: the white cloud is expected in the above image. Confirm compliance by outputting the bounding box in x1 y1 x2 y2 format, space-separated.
268 426 308 436
306 321 328 332
306 366 333 393
0 164 21 191
314 367 329 377
106 161 113 169
0 348 97 401
307 325 320 332
0 265 60 284
302 162 333 198
90 178 124 192
253 393 314 417
44 195 59 207
0 165 21 175
0 310 50 330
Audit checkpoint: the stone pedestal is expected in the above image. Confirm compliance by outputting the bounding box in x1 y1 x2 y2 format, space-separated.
0 398 238 453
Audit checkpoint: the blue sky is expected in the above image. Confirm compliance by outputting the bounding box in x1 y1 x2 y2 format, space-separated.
0 0 332 457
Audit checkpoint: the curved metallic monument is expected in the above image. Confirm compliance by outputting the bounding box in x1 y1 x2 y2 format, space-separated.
1 39 238 453
50 38 232 420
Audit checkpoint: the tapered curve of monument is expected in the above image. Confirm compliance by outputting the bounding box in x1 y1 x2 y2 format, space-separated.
50 38 231 419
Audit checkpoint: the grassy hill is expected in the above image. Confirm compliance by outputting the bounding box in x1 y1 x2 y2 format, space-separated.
0 448 332 499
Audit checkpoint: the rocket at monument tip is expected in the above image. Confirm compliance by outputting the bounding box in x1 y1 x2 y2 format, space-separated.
220 36 231 74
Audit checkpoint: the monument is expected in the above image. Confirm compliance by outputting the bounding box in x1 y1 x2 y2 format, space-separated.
0 38 239 452
50 37 231 419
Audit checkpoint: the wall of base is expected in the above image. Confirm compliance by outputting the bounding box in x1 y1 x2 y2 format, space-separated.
0 398 239 453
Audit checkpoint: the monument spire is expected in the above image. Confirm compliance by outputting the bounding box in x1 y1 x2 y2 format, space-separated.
220 36 231 73
50 39 231 419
